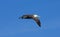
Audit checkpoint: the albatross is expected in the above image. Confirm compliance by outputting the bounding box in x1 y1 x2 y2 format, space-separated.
19 14 41 27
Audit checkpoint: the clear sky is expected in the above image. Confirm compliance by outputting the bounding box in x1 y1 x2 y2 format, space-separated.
0 0 60 37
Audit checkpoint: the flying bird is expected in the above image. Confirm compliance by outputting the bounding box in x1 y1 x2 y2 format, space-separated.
19 14 41 27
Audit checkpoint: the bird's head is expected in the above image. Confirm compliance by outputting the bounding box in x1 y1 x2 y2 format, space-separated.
33 14 40 18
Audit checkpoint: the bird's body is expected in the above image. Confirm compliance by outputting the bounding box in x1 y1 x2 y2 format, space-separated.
19 14 41 27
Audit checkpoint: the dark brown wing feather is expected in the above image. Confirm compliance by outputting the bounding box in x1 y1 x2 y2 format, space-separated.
33 18 41 27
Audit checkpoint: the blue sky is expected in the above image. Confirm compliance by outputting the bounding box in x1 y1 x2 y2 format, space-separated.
0 0 60 37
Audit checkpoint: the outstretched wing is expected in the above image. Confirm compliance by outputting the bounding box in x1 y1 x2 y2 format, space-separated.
33 18 41 27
